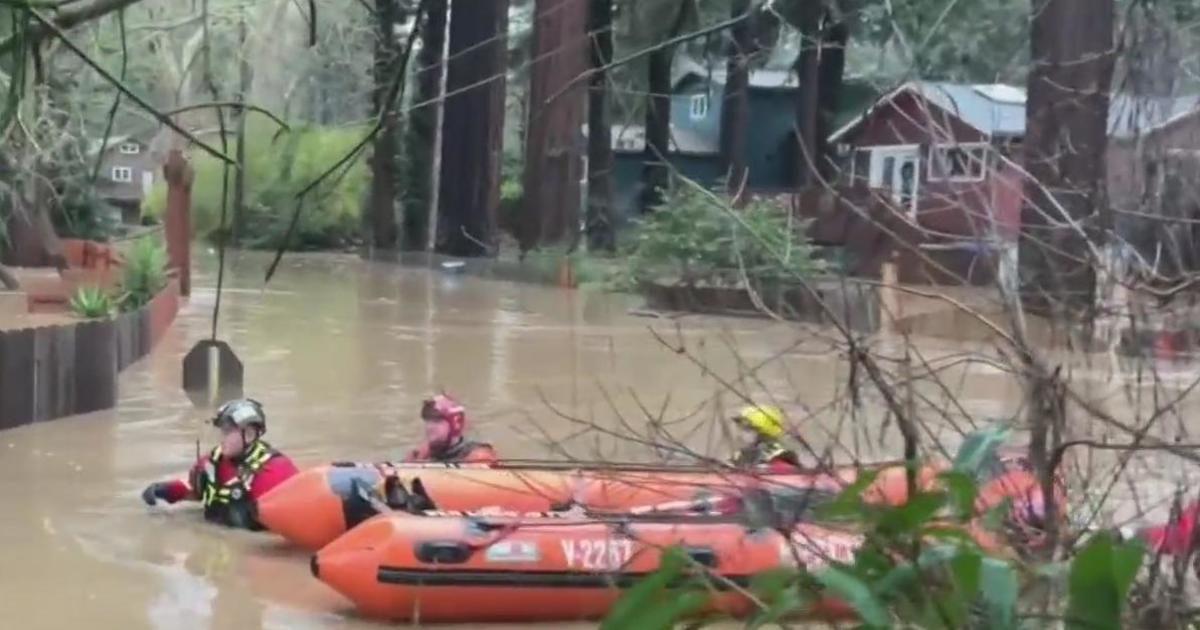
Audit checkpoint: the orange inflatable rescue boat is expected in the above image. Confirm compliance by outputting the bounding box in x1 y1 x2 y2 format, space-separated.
257 460 875 550
312 510 864 623
259 455 1060 551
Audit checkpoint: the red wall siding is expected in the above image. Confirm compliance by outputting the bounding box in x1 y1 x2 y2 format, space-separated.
847 92 1014 241
854 92 988 147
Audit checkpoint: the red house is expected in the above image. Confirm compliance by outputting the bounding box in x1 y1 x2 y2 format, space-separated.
829 81 1028 244
827 81 1200 284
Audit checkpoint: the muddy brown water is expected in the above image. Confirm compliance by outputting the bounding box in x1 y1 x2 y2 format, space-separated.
1 251 1196 629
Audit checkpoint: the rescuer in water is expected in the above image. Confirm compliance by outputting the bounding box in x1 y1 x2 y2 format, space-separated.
406 394 498 464
729 404 803 473
141 398 299 529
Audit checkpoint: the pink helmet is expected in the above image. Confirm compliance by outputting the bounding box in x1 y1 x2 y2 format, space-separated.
421 394 466 441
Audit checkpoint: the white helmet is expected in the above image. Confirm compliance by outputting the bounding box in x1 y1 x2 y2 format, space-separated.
212 398 266 434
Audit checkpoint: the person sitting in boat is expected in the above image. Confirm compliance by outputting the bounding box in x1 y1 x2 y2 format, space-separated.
729 404 802 473
141 398 299 530
407 394 498 464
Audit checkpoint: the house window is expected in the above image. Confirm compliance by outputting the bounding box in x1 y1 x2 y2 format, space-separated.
928 143 988 181
111 166 133 183
850 148 872 185
689 94 709 121
118 142 140 155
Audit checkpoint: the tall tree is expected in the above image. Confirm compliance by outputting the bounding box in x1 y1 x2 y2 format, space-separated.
585 0 615 251
814 14 847 182
719 0 752 195
782 0 846 187
790 1 821 188
437 0 509 256
1018 0 1116 314
638 0 695 214
520 0 589 252
402 0 446 251
366 0 403 250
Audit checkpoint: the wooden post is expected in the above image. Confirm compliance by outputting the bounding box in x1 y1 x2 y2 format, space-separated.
880 253 903 335
163 149 194 296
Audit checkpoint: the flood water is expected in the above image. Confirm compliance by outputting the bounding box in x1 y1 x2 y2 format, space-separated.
1 251 1197 629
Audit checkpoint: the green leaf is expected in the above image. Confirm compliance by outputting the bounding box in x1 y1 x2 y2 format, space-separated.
948 550 983 605
979 558 1018 630
1066 532 1146 630
601 546 693 630
815 566 891 628
817 469 882 520
748 585 810 629
938 471 979 522
879 491 946 534
953 425 1011 478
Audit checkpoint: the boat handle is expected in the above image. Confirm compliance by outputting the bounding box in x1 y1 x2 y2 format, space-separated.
683 546 717 568
415 541 472 565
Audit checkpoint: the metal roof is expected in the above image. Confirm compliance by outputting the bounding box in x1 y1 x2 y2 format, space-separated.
672 56 800 90
830 81 1200 141
1108 93 1200 138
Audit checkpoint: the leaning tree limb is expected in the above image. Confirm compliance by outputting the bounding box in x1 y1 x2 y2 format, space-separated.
0 0 146 55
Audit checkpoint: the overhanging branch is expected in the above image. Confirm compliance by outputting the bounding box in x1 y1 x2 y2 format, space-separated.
0 0 147 55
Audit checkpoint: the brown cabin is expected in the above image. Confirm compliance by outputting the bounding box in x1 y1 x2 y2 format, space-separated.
89 134 163 222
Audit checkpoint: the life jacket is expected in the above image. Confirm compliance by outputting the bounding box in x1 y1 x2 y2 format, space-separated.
198 440 280 529
410 438 497 464
731 440 801 470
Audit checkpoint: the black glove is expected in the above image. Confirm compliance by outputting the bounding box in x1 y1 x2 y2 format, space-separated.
142 482 170 506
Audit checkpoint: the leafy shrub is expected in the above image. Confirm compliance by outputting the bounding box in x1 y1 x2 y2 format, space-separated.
615 180 825 290
604 426 1148 629
118 235 167 311
68 286 114 319
143 121 369 249
498 176 524 238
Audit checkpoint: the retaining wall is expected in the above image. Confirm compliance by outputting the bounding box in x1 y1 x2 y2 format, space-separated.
0 278 180 429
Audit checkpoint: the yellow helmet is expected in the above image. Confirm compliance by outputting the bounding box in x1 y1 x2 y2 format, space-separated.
732 405 786 440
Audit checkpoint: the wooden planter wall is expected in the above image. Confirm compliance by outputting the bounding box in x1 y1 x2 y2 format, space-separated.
0 279 180 429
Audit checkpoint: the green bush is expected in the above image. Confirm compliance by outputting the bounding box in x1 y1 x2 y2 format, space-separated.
604 426 1149 629
143 121 369 249
615 180 825 290
118 235 167 311
68 286 115 319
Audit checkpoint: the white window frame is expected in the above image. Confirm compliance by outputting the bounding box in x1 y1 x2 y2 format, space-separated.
927 142 989 182
688 93 709 121
111 166 133 183
118 142 140 155
854 144 921 218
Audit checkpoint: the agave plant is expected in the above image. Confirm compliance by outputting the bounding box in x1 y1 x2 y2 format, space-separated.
118 236 168 312
68 286 114 319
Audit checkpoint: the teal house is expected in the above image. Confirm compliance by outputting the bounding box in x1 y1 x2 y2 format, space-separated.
605 56 876 220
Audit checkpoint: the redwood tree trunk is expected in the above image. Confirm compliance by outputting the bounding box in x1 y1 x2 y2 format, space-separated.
402 0 447 251
585 0 615 251
815 18 848 181
520 0 589 252
1018 0 1116 314
367 0 402 250
720 0 752 195
639 0 692 214
791 2 822 188
437 0 509 257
